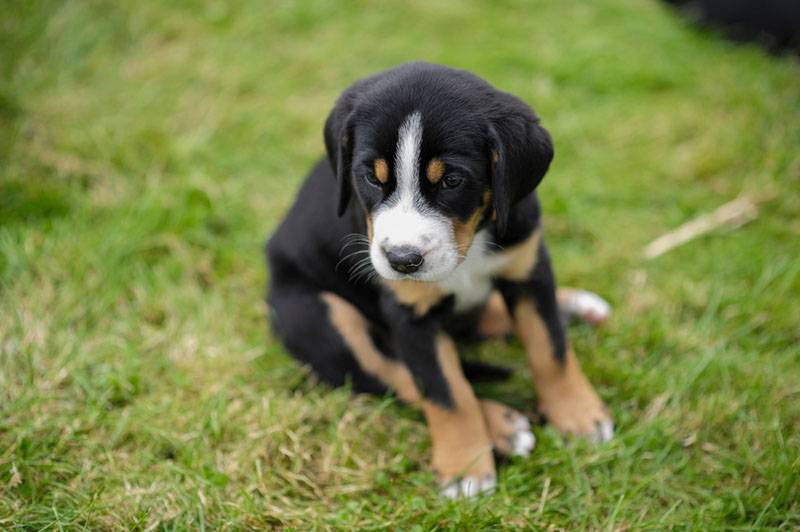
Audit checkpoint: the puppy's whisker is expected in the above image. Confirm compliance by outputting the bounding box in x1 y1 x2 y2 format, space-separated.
347 258 374 279
340 241 368 253
338 238 370 256
340 233 369 245
336 249 371 271
342 235 369 244
344 266 371 282
341 232 368 242
349 262 377 284
347 258 373 275
343 236 369 247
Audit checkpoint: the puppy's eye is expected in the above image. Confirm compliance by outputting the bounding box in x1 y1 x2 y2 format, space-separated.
441 174 463 189
364 172 381 186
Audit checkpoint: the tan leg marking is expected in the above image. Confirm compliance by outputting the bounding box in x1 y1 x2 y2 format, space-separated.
424 334 495 489
323 294 500 496
497 229 542 281
480 399 536 457
477 290 513 338
373 158 389 184
513 301 613 440
321 292 420 404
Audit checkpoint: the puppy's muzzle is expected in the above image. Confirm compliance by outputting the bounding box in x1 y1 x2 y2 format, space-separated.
383 245 425 274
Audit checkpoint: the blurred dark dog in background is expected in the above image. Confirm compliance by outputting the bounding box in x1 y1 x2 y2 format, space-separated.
665 0 800 54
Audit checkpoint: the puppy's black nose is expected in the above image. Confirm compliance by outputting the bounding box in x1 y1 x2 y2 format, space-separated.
384 246 425 274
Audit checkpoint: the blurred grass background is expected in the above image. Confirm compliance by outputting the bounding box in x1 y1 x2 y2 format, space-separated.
1 0 799 528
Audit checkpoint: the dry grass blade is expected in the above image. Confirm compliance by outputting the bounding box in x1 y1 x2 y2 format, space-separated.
643 196 760 259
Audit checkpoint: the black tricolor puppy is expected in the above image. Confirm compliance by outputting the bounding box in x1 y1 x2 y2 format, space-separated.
267 63 613 499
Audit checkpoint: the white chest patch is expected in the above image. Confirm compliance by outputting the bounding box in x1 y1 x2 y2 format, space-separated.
437 230 513 313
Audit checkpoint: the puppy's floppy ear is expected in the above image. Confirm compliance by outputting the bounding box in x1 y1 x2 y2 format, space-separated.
487 95 554 236
324 92 358 217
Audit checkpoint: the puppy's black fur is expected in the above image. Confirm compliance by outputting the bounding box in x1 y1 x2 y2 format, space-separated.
267 63 552 402
265 63 613 493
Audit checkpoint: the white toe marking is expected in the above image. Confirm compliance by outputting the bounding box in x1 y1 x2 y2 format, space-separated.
441 475 497 500
441 483 460 500
511 430 536 457
507 414 535 457
599 420 615 442
461 477 479 498
512 416 531 432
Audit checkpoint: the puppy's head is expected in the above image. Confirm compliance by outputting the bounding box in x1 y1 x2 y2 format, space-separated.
325 63 553 282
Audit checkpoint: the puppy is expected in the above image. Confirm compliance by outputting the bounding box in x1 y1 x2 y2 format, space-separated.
266 62 613 499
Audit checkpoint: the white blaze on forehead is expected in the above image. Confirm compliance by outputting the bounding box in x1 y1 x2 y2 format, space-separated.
369 111 460 281
393 111 423 205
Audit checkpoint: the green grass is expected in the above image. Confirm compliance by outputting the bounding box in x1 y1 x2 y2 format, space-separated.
2 0 799 529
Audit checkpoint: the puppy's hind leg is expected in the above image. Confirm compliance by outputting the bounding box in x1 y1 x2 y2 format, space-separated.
320 292 420 404
477 291 514 339
268 284 388 396
475 288 611 337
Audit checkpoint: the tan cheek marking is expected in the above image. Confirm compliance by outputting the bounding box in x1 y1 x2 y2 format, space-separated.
497 228 542 281
452 209 483 254
365 214 373 242
423 334 494 482
321 292 420 404
384 279 444 316
426 159 445 184
373 158 389 184
452 191 492 253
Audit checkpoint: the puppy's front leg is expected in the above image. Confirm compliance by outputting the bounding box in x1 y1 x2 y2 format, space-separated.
383 295 495 498
497 241 614 442
424 334 497 498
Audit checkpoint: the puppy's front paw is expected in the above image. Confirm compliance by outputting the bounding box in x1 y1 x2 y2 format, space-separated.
539 378 614 443
480 399 536 457
432 444 496 500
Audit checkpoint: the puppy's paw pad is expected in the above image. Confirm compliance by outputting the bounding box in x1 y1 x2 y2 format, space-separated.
441 475 496 500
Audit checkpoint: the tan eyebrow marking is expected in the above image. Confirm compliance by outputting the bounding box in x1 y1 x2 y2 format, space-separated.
374 158 389 184
426 159 445 184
